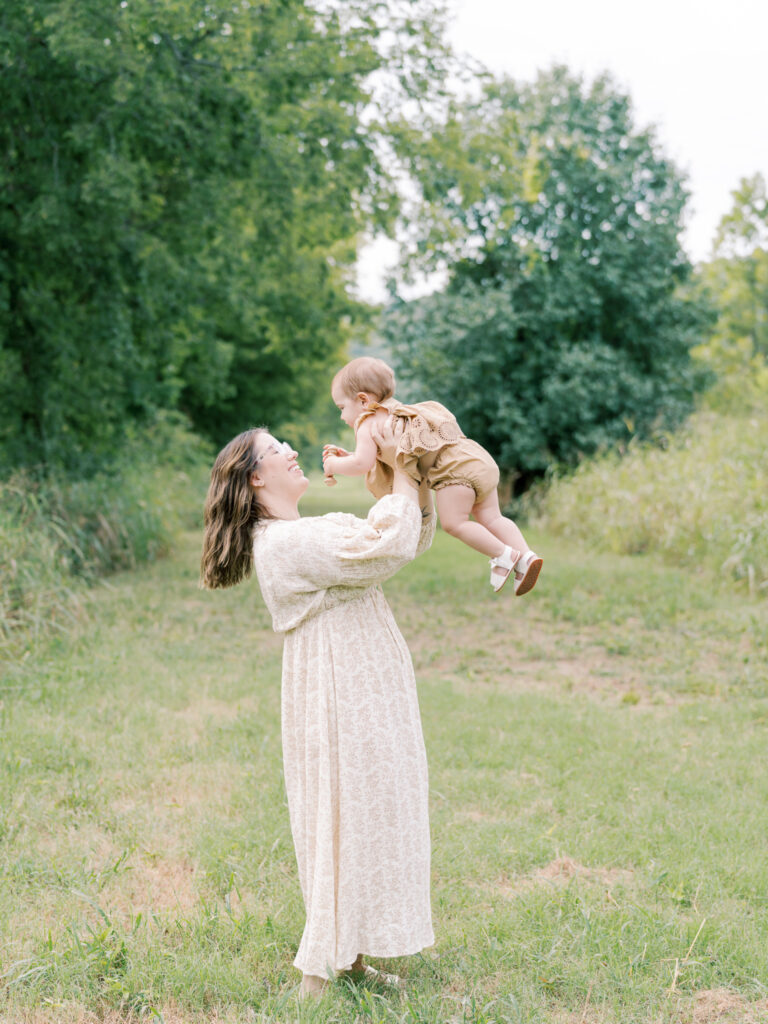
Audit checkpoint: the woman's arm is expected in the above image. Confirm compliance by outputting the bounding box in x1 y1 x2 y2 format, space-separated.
414 477 436 556
375 419 433 552
262 418 423 600
417 477 434 521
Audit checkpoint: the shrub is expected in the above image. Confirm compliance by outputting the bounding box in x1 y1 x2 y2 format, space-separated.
530 410 768 592
0 483 85 649
0 416 210 658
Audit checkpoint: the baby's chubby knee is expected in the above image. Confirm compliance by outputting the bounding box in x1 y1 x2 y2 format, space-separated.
474 512 503 531
439 516 469 537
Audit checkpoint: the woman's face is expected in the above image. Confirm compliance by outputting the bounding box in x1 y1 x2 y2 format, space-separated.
251 434 309 500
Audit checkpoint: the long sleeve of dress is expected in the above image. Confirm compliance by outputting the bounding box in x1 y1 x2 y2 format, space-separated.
254 493 433 632
300 493 422 587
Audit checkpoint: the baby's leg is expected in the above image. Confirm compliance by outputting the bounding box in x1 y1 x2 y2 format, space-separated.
472 491 529 554
435 485 507 558
474 490 543 595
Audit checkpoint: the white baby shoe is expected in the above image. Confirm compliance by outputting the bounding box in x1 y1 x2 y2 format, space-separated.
513 550 543 595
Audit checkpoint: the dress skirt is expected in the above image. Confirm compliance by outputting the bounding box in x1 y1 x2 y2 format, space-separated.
281 586 434 977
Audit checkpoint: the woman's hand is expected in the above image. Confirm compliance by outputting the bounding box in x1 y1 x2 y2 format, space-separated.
371 416 404 468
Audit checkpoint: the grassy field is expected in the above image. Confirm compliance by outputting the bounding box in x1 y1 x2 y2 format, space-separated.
1 477 768 1024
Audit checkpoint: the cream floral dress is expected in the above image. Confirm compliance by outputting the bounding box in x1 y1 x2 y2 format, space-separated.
253 493 436 978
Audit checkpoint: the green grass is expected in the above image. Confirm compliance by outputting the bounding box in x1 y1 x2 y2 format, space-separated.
2 474 768 1023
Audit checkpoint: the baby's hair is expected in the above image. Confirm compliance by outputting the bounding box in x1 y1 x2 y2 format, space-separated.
333 356 395 402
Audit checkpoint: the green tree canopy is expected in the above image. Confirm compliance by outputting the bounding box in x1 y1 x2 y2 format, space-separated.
383 67 712 485
693 174 768 410
0 0 451 471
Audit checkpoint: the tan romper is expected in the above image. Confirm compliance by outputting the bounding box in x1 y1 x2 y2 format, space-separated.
356 399 500 503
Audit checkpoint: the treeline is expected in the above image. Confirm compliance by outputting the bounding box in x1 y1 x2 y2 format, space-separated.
4 1 767 485
0 0 452 472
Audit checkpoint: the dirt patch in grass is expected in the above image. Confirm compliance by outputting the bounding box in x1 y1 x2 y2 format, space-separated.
4 1005 238 1024
149 760 238 817
407 603 690 707
424 627 647 700
173 693 257 720
101 693 266 753
4 1008 96 1024
498 855 636 898
101 764 241 919
552 989 768 1024
112 759 238 826
552 1009 618 1024
681 989 768 1023
535 855 634 886
8 830 200 937
107 851 200 917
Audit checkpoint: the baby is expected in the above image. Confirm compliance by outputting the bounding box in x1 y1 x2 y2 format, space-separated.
322 356 542 594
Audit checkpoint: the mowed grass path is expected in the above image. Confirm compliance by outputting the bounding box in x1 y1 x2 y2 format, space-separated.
2 481 768 1023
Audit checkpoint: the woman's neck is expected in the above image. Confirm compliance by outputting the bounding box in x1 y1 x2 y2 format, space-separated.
262 496 301 521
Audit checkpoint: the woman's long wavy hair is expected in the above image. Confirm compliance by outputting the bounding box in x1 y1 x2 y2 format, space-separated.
200 428 271 589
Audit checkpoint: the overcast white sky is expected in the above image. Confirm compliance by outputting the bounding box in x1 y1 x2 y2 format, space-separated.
356 0 768 301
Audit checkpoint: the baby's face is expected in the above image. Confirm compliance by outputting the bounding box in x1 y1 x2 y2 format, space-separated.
332 384 370 428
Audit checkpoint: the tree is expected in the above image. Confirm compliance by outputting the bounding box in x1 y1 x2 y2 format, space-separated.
0 0 451 471
383 67 712 485
693 174 768 410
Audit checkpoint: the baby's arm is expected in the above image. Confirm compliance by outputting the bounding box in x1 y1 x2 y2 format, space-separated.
323 419 379 479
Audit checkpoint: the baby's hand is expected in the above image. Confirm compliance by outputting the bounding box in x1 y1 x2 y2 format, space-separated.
323 444 350 459
322 445 344 487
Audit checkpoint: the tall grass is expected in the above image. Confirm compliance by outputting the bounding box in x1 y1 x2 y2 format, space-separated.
530 410 768 593
0 416 211 659
0 482 83 648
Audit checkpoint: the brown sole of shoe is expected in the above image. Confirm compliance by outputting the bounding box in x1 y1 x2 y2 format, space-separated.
515 557 543 596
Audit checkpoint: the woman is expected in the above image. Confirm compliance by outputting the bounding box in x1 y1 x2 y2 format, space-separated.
200 423 436 995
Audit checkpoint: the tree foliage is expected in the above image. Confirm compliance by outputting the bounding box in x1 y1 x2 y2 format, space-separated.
694 174 768 410
0 0 451 471
383 67 712 484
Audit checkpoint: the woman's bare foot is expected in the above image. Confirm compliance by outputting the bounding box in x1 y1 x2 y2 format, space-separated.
300 973 328 997
347 954 366 975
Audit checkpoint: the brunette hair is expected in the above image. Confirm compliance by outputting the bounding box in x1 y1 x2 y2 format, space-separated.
200 428 271 589
333 356 395 402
